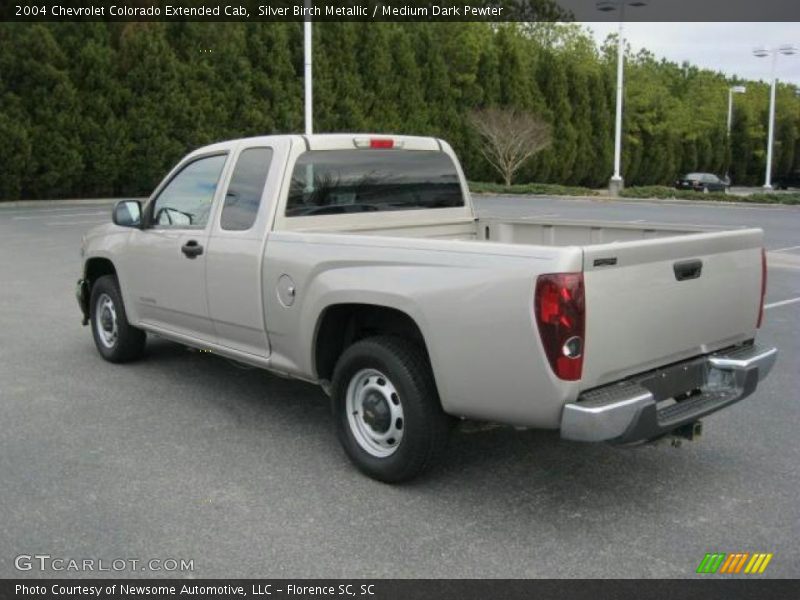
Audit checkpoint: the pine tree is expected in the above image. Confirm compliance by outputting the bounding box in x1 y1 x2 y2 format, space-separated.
1 21 799 199
3 24 83 198
60 23 123 196
357 23 400 132
116 23 187 195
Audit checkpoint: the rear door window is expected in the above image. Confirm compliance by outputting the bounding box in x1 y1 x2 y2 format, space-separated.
221 147 273 231
286 150 464 217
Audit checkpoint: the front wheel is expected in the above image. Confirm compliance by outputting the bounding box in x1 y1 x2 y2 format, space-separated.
89 275 146 363
332 336 452 483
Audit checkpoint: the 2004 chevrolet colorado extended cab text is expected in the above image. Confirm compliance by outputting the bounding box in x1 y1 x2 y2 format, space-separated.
77 134 777 482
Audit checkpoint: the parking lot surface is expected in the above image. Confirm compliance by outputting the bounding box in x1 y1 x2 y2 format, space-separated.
0 196 798 578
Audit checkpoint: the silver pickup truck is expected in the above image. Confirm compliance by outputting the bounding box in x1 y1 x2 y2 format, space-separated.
77 134 777 482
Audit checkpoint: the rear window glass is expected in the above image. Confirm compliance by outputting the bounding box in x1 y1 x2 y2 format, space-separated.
286 150 464 217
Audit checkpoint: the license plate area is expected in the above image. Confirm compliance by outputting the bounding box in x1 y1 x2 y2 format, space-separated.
626 354 744 427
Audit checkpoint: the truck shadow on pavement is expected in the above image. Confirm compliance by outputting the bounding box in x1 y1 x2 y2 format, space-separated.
136 338 721 502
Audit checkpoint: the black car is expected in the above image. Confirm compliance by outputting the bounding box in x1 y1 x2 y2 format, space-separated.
675 172 729 193
774 171 800 190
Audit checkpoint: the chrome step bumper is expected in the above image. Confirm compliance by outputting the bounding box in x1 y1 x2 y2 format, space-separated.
560 343 777 443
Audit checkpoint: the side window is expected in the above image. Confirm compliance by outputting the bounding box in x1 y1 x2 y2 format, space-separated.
220 147 273 231
151 154 227 228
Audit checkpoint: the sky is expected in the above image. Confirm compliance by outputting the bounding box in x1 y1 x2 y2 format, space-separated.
584 22 800 87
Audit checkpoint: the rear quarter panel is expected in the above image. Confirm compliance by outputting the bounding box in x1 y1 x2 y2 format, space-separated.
262 232 584 428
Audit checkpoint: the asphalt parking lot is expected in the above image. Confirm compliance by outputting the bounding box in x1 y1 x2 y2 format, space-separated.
0 195 798 578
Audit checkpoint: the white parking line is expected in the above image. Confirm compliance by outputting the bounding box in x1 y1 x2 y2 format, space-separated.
47 220 107 226
0 237 75 247
0 206 110 216
771 245 800 253
521 213 560 219
12 211 106 220
765 297 800 310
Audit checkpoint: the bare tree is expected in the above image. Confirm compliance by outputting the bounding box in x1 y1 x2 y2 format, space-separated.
469 107 552 186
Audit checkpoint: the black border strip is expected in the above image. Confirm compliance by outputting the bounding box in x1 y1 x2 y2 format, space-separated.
3 579 800 600
3 0 800 22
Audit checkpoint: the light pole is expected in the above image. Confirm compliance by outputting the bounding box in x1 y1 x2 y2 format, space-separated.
725 85 746 181
596 1 647 196
727 85 746 136
303 4 314 192
304 0 313 135
753 45 796 190
304 22 313 135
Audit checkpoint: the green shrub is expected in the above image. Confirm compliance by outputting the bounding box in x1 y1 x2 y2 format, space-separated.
620 185 800 205
620 186 729 201
471 182 800 205
469 181 598 196
742 193 800 205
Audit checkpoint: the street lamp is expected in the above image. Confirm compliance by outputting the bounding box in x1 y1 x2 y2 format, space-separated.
753 44 797 190
727 85 746 136
596 1 647 195
304 12 313 135
725 85 746 181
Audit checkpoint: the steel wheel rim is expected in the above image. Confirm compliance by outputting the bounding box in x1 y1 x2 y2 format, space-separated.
95 293 118 349
346 368 404 458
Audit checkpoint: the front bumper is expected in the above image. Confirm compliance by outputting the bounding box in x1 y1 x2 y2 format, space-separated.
76 278 89 325
560 343 777 443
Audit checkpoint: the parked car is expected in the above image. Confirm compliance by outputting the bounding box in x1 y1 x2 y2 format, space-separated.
675 172 729 193
77 134 776 482
774 170 800 190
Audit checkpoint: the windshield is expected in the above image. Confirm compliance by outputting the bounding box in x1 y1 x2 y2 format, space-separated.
286 149 464 217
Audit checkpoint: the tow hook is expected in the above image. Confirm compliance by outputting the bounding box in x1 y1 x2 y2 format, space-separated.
669 420 703 447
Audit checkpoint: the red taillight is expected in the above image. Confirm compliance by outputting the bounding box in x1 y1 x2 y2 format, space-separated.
535 273 585 381
757 247 767 328
369 138 394 149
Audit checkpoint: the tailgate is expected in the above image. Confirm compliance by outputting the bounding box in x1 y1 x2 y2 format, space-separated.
580 228 763 389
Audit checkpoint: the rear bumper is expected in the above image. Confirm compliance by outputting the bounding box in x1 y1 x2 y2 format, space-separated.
560 343 777 443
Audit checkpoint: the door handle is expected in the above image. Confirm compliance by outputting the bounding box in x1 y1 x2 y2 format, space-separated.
673 259 702 281
181 240 203 259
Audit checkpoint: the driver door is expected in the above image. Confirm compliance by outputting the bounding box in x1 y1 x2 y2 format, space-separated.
122 152 230 341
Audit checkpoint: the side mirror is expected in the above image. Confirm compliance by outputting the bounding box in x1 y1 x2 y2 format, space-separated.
112 200 142 228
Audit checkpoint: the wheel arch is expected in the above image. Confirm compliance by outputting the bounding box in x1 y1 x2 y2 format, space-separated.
84 256 117 289
313 303 433 386
78 257 118 324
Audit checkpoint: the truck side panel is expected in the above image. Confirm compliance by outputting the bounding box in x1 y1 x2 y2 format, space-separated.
262 232 584 428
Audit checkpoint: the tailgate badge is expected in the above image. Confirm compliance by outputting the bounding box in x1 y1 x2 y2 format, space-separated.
593 257 617 267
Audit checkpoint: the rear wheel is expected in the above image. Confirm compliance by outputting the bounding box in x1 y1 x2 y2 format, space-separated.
90 275 146 363
332 336 452 483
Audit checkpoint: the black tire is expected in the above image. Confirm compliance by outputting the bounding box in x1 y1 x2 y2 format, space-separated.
331 336 452 483
89 275 146 363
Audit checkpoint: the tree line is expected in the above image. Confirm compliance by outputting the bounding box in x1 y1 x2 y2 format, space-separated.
0 22 798 200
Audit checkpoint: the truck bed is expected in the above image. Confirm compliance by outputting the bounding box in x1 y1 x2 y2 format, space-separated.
278 214 763 399
285 215 721 246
